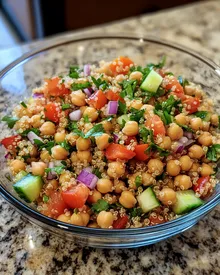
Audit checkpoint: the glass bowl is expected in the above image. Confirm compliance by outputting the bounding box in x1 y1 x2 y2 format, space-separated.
0 34 220 248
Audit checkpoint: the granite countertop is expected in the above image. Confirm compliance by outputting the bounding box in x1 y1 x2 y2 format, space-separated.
0 1 220 274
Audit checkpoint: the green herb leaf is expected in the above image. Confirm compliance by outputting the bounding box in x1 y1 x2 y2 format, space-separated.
178 76 189 87
206 144 220 162
2 116 18 129
92 168 102 179
139 127 154 143
20 101 27 108
84 124 105 138
91 199 110 213
177 123 194 133
135 175 142 188
45 165 65 175
20 128 40 137
34 140 55 154
119 79 137 100
83 115 90 123
147 55 166 70
194 111 209 120
102 115 114 122
57 140 71 151
91 76 109 90
43 195 49 203
62 103 71 110
130 108 145 123
117 101 127 115
129 207 143 218
154 109 173 125
146 143 170 157
71 81 91 91
69 66 81 79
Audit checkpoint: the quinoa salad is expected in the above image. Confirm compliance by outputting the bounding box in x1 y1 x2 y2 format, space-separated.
1 56 220 229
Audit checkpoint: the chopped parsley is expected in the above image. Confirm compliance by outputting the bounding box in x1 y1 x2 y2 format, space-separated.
194 111 209 120
135 175 142 188
62 103 71 110
92 168 102 179
130 108 145 123
71 81 91 91
102 115 114 122
177 123 194 133
57 140 71 151
178 75 189 87
43 195 49 203
69 66 81 79
146 143 170 157
129 207 143 218
147 55 166 70
119 79 137 99
206 144 220 162
83 115 90 123
117 101 127 115
139 127 153 144
20 128 40 137
34 139 55 154
2 116 18 129
91 76 109 90
45 165 65 175
91 199 110 213
72 123 105 139
20 101 27 108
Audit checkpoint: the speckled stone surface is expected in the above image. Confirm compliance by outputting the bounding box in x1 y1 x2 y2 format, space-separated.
0 1 220 274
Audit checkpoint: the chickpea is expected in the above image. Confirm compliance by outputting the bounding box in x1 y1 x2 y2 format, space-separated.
201 163 213 176
159 136 172 150
59 171 72 184
77 150 92 163
148 159 163 175
142 172 155 186
57 214 70 223
30 114 42 128
107 161 125 178
80 212 90 226
70 213 84 226
114 180 126 194
122 121 139 136
190 117 202 131
127 172 141 189
188 145 204 159
83 107 99 122
129 71 143 82
80 106 87 113
190 162 200 172
29 146 38 157
101 120 113 132
158 187 177 206
96 178 113 194
87 189 102 203
175 113 189 125
211 114 219 126
179 155 193 171
97 211 114 228
54 132 66 143
51 145 68 160
184 85 195 96
202 121 210 131
167 123 183 141
76 137 91 151
66 133 78 146
95 134 110 150
130 100 143 110
40 121 56 135
10 159 26 174
40 150 51 162
198 132 212 146
166 159 181 176
119 191 137 208
70 152 78 163
70 90 86 106
88 222 99 228
142 104 154 119
31 161 47 176
174 175 192 190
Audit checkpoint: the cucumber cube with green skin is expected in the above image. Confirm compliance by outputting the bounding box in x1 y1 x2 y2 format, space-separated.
140 70 163 92
13 174 43 203
117 114 130 126
172 190 204 215
14 170 27 182
137 187 160 213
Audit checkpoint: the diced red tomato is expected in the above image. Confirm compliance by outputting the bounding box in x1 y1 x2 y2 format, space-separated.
109 56 134 76
134 144 150 161
105 90 124 102
193 176 211 198
45 77 70 97
124 136 137 145
163 76 186 100
183 96 200 114
41 191 68 218
1 135 21 151
105 143 136 161
145 115 166 136
149 213 166 226
87 90 107 110
113 215 128 229
44 102 60 123
61 184 90 209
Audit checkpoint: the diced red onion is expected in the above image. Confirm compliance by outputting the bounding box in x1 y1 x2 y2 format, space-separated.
27 131 43 144
107 101 118 115
179 136 188 145
47 162 57 180
32 93 44 98
77 168 98 189
69 109 82 121
184 139 195 147
84 166 93 173
5 152 12 159
84 64 91 76
184 131 193 139
113 133 119 143
175 143 185 154
83 88 92 97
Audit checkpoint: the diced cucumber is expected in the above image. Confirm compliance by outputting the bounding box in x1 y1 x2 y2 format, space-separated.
140 70 163 92
137 187 160 213
117 114 130 126
14 170 27 182
172 190 204 215
13 174 43 203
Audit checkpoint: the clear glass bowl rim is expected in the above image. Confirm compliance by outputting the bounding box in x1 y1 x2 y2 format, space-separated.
0 33 219 236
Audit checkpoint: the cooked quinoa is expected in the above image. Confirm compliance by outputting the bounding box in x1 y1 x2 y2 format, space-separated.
1 56 220 229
